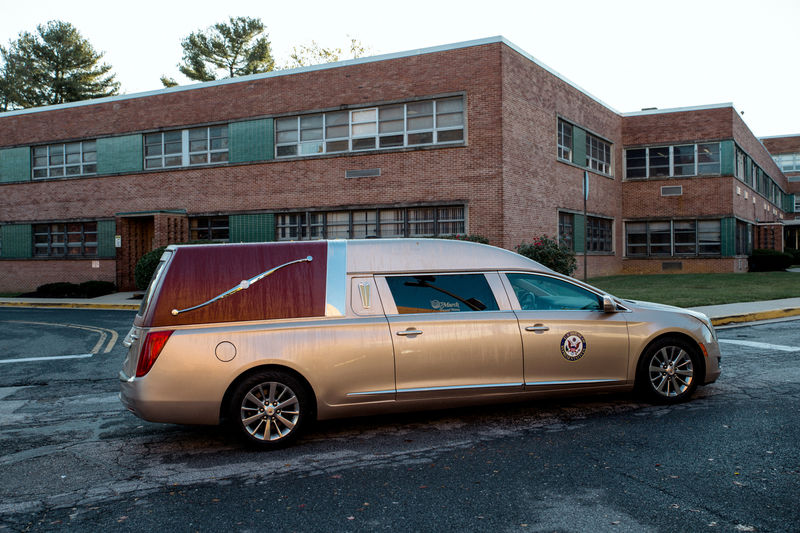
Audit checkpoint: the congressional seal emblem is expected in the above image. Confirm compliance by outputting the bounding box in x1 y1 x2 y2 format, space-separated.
560 331 587 361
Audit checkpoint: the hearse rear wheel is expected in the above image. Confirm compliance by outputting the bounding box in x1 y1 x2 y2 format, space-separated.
229 371 311 448
637 337 700 404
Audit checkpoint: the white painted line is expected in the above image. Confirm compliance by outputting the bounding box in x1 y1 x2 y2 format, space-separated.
718 339 800 352
0 354 93 364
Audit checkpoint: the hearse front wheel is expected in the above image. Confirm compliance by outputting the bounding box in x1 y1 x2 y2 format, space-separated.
229 371 311 448
637 337 700 404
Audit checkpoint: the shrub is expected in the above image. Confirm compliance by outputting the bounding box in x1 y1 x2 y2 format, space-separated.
785 248 800 265
748 249 793 272
35 282 83 298
437 234 490 244
134 246 167 290
79 280 116 298
516 236 577 276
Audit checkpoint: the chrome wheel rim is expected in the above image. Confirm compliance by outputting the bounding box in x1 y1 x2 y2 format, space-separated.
240 381 300 441
648 346 694 398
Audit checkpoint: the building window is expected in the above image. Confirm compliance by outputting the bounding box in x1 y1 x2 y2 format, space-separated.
586 134 611 175
587 216 613 252
32 141 97 179
275 97 464 158
558 212 574 250
773 152 800 173
145 126 228 169
735 221 751 256
33 221 97 257
276 205 465 241
557 120 572 161
625 143 720 179
625 220 721 257
190 216 229 242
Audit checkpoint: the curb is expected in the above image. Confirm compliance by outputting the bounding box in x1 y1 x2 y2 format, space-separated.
0 302 139 311
711 308 800 327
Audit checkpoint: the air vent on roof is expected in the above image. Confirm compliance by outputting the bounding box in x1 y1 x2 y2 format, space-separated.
641 107 658 111
345 168 381 178
661 185 683 197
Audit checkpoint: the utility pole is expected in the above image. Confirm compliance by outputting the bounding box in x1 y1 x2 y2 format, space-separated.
583 170 588 281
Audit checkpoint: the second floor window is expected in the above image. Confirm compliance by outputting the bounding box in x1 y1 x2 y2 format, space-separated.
32 141 96 179
557 120 572 161
586 134 611 174
275 97 464 158
145 126 228 169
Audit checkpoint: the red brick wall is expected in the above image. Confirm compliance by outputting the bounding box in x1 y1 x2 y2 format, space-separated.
622 107 734 147
0 260 116 292
623 176 732 220
761 135 800 155
499 46 623 275
622 257 747 274
731 113 788 190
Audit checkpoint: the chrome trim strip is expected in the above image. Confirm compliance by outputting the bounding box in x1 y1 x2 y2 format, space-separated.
346 389 396 397
396 382 523 393
525 379 621 386
325 240 347 317
171 256 313 316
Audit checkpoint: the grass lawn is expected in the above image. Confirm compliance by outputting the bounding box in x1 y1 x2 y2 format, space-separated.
587 271 800 308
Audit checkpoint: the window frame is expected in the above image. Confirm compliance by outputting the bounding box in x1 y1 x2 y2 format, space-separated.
144 126 229 169
624 143 721 180
624 219 722 258
32 141 97 179
33 221 98 258
586 133 612 175
189 216 230 242
557 119 573 161
274 97 465 158
275 205 465 241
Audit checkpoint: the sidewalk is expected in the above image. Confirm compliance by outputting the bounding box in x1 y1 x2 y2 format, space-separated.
1 292 799 326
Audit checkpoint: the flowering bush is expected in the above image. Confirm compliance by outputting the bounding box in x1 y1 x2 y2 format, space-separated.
516 236 577 275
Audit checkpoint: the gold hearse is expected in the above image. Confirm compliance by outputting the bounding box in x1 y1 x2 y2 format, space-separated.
120 239 721 448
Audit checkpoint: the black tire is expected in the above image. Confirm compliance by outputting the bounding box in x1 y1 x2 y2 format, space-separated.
228 370 312 448
636 337 701 404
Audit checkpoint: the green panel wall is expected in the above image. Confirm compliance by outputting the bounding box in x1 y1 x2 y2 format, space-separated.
573 213 585 253
229 119 273 163
720 217 736 257
229 214 276 243
1 224 32 258
97 220 117 258
719 140 734 176
96 134 143 174
571 128 587 167
0 147 31 183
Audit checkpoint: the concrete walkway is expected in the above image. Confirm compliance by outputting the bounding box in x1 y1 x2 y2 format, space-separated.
0 292 799 326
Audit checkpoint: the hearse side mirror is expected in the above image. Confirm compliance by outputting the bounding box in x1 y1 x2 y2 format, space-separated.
602 295 618 313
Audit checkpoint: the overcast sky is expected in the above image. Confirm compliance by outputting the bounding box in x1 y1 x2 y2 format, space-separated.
2 0 798 138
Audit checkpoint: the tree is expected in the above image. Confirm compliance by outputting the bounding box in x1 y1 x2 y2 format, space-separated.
0 20 119 109
284 38 370 69
175 16 274 83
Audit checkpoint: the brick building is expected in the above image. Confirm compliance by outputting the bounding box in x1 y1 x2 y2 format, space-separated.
0 37 795 291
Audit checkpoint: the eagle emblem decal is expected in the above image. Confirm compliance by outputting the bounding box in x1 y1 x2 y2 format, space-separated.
560 331 587 361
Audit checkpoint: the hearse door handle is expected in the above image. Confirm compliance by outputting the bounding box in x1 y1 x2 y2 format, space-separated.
525 324 549 333
396 328 423 337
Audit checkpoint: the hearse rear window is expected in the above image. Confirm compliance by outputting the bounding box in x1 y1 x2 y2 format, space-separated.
385 274 499 314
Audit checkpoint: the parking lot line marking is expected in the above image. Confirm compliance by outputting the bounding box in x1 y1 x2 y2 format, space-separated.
718 339 800 352
0 354 93 364
2 320 119 354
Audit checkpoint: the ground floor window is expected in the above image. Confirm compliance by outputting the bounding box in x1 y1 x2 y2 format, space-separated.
276 205 465 241
190 216 230 242
33 221 98 257
625 219 721 257
559 212 612 252
735 220 752 256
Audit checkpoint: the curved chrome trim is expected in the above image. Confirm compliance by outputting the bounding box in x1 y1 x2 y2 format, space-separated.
525 379 621 386
171 256 313 316
325 240 347 317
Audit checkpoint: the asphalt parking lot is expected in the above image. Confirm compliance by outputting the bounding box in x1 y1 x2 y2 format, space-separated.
1 308 799 532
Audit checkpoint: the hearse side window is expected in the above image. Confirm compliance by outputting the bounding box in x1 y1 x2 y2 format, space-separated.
385 274 499 314
506 273 601 311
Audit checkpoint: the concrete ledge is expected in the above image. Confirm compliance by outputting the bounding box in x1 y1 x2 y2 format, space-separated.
711 308 800 327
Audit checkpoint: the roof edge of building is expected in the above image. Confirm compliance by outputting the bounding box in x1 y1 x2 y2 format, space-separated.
0 35 623 119
759 133 800 140
622 103 737 117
